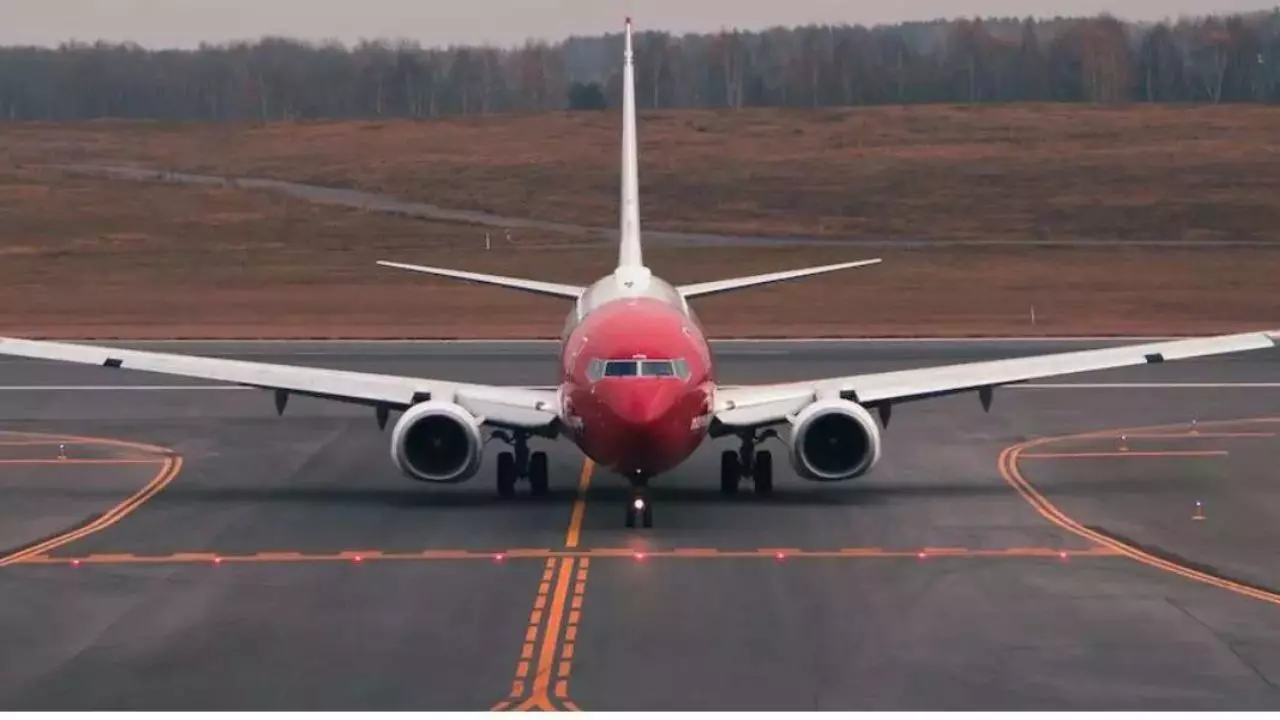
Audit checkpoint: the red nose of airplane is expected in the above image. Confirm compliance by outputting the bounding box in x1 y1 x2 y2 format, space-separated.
600 379 685 428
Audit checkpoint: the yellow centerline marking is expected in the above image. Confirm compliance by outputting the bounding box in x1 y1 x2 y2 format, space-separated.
493 557 578 711
490 557 561 712
497 457 597 711
0 440 120 445
0 458 166 465
1019 450 1229 459
1114 432 1275 438
0 430 182 568
563 459 594 549
999 416 1280 607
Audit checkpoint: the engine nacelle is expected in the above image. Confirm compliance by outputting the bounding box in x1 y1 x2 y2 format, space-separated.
788 399 883 481
389 401 484 483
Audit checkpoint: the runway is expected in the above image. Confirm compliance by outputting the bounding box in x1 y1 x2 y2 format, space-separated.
1 339 1279 709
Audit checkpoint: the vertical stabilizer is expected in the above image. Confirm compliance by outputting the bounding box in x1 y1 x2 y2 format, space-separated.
617 18 644 270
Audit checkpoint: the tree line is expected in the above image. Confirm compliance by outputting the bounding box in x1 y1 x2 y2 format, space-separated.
1 10 1278 122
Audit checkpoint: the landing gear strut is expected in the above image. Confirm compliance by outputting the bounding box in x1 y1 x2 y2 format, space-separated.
625 474 653 529
720 429 777 496
491 430 549 498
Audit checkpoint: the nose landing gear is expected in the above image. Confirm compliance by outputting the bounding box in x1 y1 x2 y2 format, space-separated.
625 490 653 528
625 474 653 528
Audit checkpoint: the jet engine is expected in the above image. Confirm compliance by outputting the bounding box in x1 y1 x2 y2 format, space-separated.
389 401 484 483
788 399 883 481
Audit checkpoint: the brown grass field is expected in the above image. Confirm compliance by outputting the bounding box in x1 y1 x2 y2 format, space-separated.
0 103 1278 338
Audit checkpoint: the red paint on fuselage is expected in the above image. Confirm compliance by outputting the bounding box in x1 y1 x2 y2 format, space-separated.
560 297 714 478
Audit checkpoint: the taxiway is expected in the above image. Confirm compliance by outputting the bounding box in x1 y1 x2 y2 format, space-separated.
1 339 1278 710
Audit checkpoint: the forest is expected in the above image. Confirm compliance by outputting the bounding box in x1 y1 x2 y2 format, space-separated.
0 10 1277 121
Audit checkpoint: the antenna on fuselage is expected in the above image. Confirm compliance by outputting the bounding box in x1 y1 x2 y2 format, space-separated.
617 17 644 271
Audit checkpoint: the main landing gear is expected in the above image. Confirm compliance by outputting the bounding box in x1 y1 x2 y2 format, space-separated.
625 474 653 529
491 430 549 498
720 430 778 497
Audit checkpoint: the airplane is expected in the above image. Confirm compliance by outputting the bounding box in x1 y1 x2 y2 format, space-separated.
0 18 1275 529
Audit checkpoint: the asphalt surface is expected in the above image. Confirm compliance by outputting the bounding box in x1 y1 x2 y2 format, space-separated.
1 339 1279 710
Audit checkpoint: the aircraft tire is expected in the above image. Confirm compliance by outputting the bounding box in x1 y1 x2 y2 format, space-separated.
497 451 517 497
529 451 550 496
754 450 774 496
720 450 740 494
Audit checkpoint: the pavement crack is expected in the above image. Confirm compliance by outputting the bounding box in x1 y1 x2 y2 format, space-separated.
1165 598 1280 692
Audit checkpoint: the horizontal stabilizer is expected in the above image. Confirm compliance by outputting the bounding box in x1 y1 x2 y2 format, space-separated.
378 261 585 299
677 258 882 299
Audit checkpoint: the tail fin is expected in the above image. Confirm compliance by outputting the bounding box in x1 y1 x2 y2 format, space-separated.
617 17 643 270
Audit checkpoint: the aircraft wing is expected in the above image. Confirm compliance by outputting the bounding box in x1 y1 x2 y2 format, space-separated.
0 337 561 433
713 330 1279 429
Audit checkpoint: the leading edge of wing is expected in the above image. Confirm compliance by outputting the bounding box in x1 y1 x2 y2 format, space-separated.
715 329 1279 424
0 336 559 429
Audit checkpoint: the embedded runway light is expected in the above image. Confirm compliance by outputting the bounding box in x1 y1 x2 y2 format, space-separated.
1059 551 1068 560
775 551 786 561
634 551 646 561
494 552 506 562
917 551 927 559
70 559 81 567
213 556 223 565
353 555 363 563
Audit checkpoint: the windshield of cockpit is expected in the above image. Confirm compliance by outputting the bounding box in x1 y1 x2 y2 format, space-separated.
587 358 691 381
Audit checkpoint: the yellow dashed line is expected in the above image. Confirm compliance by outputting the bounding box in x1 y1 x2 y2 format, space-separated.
555 559 588 700
491 557 560 710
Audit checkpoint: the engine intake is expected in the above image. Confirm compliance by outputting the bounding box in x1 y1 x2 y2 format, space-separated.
788 399 883 481
389 401 484 483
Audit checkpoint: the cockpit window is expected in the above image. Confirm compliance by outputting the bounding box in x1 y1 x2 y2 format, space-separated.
591 358 690 381
640 360 675 377
603 360 639 377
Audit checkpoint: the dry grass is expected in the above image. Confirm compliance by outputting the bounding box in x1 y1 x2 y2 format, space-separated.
0 165 1276 338
3 104 1280 244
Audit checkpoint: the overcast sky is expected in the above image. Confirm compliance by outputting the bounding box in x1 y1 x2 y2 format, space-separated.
4 0 1273 49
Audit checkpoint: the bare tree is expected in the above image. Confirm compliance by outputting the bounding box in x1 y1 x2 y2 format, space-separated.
0 11 1275 123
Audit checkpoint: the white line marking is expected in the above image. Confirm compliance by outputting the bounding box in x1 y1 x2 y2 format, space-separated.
0 383 1272 392
51 336 1217 345
0 385 252 391
1018 383 1280 389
